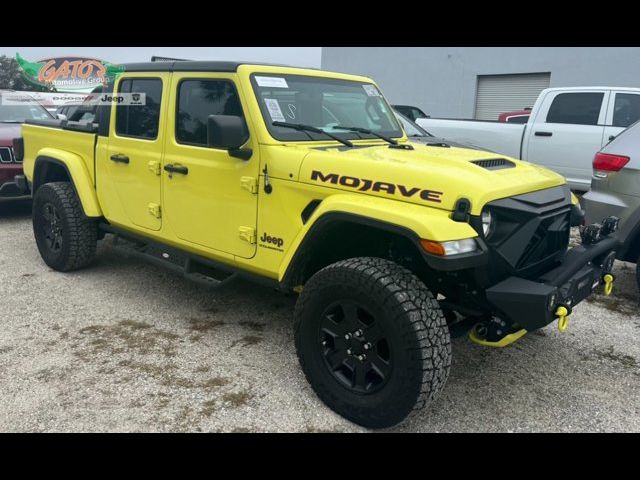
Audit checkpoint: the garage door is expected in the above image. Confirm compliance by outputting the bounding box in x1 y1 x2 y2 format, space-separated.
474 73 551 121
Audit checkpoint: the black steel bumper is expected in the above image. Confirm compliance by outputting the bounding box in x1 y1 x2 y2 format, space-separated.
485 235 618 332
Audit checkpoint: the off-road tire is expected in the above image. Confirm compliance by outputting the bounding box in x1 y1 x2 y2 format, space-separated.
33 182 97 271
294 257 451 429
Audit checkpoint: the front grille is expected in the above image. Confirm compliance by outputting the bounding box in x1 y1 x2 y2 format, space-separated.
514 211 570 271
472 158 515 170
480 185 572 280
0 147 14 163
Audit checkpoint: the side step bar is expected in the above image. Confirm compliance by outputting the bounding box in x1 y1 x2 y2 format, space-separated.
98 223 279 289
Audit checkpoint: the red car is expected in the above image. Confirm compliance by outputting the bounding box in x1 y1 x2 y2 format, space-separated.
498 108 531 123
0 91 53 200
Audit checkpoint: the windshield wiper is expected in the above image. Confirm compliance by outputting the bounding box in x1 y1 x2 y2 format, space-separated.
272 121 353 148
330 125 398 145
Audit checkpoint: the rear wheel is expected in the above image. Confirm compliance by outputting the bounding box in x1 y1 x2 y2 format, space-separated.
33 182 97 271
294 257 451 429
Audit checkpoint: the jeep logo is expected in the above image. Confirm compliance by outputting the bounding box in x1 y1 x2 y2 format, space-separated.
260 232 284 248
310 170 443 203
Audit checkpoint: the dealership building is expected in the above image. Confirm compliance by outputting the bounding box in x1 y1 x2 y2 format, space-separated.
321 47 640 120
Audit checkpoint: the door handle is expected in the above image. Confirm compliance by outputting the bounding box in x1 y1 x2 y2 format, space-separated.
110 154 130 164
164 164 189 176
534 131 553 137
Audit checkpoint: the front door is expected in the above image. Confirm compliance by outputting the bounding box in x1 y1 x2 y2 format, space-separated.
162 73 260 259
104 74 169 231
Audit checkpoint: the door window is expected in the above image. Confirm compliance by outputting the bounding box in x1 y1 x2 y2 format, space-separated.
546 92 604 125
612 93 640 128
115 78 163 139
176 79 244 147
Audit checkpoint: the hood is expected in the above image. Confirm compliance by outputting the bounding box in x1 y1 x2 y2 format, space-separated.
408 135 495 153
298 142 565 214
0 124 22 146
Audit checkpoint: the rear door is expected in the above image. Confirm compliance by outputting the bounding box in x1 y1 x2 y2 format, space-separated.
524 90 608 190
161 72 260 258
102 74 169 231
603 91 640 145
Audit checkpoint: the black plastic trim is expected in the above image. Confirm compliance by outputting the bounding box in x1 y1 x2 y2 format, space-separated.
301 199 322 224
281 211 487 288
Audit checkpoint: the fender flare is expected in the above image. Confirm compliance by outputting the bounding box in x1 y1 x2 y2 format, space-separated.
33 151 102 218
278 194 481 286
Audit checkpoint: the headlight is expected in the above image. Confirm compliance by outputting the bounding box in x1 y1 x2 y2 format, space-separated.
481 209 493 237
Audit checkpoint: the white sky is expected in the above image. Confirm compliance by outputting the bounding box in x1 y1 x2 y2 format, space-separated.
0 47 322 68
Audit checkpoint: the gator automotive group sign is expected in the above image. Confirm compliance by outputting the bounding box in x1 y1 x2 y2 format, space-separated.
16 53 125 92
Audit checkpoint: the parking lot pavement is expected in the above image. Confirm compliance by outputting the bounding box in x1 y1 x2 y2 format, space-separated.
0 201 639 432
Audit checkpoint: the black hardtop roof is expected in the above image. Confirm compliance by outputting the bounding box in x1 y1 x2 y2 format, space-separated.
122 61 302 73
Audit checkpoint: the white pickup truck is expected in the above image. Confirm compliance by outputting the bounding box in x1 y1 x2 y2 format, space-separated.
417 86 640 191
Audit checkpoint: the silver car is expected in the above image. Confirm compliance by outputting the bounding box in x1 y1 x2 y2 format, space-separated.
583 120 640 287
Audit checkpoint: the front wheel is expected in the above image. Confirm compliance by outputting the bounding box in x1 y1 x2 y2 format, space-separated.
294 257 451 429
33 182 97 272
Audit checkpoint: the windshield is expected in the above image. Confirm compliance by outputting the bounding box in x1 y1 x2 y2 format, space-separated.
0 98 53 123
395 111 432 137
251 74 403 142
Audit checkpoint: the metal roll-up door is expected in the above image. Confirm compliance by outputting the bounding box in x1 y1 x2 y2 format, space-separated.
474 73 551 121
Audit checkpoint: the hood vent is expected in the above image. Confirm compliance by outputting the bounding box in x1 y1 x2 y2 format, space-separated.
472 158 515 170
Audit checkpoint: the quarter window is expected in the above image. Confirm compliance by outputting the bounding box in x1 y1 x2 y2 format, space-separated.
115 78 163 140
176 79 244 146
546 92 604 126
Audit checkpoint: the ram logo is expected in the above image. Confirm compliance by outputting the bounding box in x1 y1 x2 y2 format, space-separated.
310 170 442 203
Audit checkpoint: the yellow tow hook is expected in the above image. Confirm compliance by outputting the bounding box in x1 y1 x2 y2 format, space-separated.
603 273 614 296
556 306 570 333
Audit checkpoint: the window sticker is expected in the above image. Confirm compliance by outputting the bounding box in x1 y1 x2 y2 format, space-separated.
363 84 381 97
256 76 289 88
264 98 286 122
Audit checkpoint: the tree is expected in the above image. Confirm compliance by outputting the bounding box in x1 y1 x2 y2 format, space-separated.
0 55 56 91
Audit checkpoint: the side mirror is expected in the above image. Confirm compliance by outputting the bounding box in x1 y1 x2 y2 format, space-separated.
56 113 68 121
207 115 252 160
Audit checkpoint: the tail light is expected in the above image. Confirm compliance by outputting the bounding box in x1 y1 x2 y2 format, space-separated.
593 152 629 174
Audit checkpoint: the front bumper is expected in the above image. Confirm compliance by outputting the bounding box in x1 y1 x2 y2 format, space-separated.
485 234 617 332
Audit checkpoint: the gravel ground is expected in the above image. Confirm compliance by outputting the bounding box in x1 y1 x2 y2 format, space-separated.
1 200 639 432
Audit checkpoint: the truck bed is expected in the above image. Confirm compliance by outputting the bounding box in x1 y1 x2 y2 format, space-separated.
416 118 526 159
22 119 99 187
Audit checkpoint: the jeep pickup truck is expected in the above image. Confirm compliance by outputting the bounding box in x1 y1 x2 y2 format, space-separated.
16 62 619 428
417 87 640 191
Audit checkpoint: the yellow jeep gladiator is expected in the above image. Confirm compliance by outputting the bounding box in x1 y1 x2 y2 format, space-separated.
15 62 619 428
